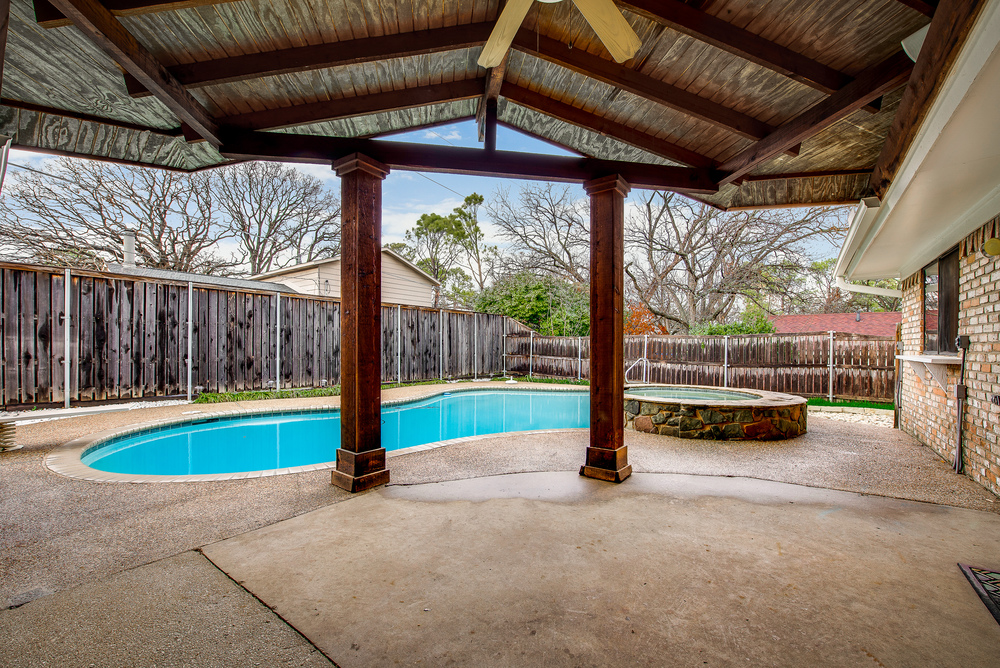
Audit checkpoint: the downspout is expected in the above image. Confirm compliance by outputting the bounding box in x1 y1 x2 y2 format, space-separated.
954 335 970 473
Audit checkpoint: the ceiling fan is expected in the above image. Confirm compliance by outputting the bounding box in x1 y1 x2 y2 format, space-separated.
477 0 642 68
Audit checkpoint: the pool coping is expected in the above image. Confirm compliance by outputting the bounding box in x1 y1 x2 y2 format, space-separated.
623 384 806 408
45 383 589 483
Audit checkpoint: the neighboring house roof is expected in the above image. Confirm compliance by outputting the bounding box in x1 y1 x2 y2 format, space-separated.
251 248 442 287
770 312 901 337
107 265 297 293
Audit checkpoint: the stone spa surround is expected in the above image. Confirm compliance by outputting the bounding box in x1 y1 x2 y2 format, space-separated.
624 388 808 441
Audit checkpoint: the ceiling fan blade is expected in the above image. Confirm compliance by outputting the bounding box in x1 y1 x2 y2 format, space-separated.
478 0 536 68
570 0 642 63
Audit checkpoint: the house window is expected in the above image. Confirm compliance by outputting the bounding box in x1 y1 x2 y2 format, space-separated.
923 247 959 353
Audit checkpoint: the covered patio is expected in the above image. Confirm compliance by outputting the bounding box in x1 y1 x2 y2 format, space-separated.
3 0 1000 664
0 0 976 489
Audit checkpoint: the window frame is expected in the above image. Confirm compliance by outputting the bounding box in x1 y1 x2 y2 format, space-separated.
922 246 959 354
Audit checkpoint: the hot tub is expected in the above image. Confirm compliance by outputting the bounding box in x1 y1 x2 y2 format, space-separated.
624 384 806 440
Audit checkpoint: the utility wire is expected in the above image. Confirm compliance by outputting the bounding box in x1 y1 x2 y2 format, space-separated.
8 162 79 185
414 171 465 198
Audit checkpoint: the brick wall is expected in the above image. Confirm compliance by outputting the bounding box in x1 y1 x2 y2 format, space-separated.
898 215 1000 497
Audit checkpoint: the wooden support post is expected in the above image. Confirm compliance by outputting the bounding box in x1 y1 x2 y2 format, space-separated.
332 153 390 493
581 175 631 483
484 98 497 153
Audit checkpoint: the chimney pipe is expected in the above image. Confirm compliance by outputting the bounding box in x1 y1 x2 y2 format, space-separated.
123 231 136 267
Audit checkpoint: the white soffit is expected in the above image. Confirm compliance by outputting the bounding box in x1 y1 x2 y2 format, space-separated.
845 1 1000 281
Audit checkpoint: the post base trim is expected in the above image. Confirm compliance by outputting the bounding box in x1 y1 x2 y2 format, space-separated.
579 464 632 483
331 467 390 492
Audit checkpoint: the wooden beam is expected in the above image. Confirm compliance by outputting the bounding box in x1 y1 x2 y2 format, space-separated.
717 51 913 186
894 0 937 18
503 83 716 168
512 30 773 140
124 23 493 98
476 52 508 142
35 0 239 28
331 153 390 493
46 0 220 146
484 99 498 152
869 0 986 198
219 130 718 193
581 174 630 483
620 0 852 94
212 79 484 134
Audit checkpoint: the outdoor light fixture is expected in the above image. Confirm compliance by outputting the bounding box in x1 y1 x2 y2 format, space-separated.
983 237 1000 256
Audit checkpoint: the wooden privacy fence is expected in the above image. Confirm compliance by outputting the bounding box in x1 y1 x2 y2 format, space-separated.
505 331 897 402
0 262 526 408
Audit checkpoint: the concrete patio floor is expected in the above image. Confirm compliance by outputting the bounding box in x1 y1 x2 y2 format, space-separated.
2 382 999 665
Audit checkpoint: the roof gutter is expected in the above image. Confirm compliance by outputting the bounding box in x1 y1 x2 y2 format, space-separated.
834 196 902 298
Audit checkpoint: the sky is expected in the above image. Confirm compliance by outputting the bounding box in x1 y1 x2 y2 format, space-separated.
4 119 845 261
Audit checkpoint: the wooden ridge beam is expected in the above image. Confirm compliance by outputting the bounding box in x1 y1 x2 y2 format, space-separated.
512 30 773 141
869 0 986 198
210 79 484 136
620 0 852 95
717 51 913 186
502 83 716 168
35 0 240 28
124 22 493 98
219 130 718 193
47 0 220 145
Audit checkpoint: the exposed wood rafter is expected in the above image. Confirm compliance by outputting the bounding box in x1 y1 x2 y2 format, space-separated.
219 130 718 193
621 0 854 95
512 30 773 141
46 0 221 145
894 0 937 18
124 23 493 98
503 84 715 168
209 79 484 136
34 0 239 28
869 0 986 198
717 51 914 186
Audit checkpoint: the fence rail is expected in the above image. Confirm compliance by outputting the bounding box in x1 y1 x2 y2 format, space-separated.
505 332 896 402
0 262 527 408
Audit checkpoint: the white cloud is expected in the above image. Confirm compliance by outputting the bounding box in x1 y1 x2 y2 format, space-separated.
283 161 339 183
422 129 462 142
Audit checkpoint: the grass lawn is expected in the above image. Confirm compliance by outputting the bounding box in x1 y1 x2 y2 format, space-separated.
807 397 894 410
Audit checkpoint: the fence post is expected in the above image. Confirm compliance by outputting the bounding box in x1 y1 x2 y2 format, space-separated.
529 331 534 379
724 335 729 388
643 334 649 383
275 293 281 390
439 309 444 380
63 267 71 409
577 336 582 380
186 282 193 401
828 330 835 402
396 304 402 385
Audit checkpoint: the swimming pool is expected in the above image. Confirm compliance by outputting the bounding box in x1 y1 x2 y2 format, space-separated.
78 389 589 478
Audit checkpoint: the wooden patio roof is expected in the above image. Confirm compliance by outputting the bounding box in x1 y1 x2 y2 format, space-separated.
0 0 980 208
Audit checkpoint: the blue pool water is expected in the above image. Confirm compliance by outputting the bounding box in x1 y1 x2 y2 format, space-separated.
82 390 589 476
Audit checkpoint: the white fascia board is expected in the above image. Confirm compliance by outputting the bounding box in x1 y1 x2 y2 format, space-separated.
844 0 1000 281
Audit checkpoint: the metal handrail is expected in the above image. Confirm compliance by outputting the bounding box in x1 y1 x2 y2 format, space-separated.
625 357 648 383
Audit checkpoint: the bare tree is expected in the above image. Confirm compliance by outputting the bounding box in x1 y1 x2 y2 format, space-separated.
0 158 232 273
487 183 589 284
625 192 847 333
793 258 902 314
453 193 501 292
213 162 341 275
